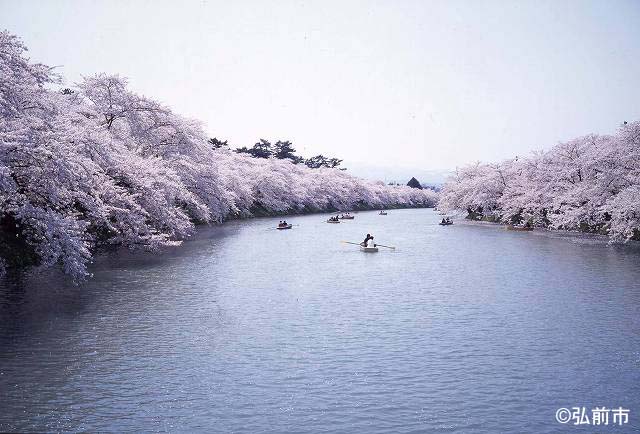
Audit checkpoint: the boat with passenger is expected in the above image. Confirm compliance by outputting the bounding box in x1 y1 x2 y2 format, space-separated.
277 221 293 230
342 234 394 252
360 234 379 252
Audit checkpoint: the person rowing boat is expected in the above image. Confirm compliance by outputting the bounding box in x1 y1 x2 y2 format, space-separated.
361 233 375 247
341 237 393 252
359 234 378 252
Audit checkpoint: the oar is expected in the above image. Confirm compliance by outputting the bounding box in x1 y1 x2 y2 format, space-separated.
342 240 396 249
341 241 364 246
375 244 396 250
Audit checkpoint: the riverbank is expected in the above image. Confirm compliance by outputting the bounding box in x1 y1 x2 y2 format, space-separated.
459 212 639 242
242 202 434 219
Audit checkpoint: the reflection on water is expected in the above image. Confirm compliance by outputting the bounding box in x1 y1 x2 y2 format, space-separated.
1 209 639 432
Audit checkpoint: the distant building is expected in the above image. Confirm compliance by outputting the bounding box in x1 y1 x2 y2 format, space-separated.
407 177 423 189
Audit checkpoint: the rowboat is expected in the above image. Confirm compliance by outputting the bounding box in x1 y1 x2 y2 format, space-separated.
438 221 453 226
379 211 387 215
339 215 355 220
506 224 533 231
360 246 379 253
276 224 292 230
327 219 340 223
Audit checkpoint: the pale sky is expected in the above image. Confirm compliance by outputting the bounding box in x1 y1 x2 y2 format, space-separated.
2 0 640 174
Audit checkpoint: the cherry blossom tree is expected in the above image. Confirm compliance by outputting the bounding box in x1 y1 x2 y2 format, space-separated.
0 31 437 280
441 122 640 241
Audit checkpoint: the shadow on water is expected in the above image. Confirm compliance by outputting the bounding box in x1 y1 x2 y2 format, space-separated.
0 223 240 351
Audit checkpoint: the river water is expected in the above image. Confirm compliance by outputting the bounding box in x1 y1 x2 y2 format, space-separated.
1 209 639 433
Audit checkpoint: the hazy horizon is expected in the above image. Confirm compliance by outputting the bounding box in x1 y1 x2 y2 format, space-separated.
2 0 639 172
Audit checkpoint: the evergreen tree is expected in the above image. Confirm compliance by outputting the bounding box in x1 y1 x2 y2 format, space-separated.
208 137 229 149
273 140 297 160
235 139 272 158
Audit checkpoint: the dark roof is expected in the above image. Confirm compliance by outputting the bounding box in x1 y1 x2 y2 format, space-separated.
407 177 423 189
